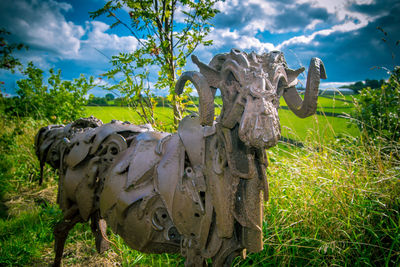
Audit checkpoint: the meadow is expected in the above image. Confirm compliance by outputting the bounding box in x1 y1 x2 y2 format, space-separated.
84 95 359 142
0 94 399 266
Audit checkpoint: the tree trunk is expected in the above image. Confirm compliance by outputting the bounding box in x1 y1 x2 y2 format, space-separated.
169 1 181 127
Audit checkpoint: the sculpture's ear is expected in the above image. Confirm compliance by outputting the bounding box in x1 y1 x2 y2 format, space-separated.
285 67 305 87
191 55 220 89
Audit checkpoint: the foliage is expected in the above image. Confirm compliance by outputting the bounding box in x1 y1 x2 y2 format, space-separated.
236 137 400 266
0 28 27 73
340 79 385 94
352 67 400 148
1 62 95 123
100 52 158 125
87 94 109 106
0 117 62 265
90 0 220 128
105 93 115 101
0 114 399 266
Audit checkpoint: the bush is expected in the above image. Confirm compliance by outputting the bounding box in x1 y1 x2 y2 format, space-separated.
353 67 400 148
87 95 109 106
1 62 94 123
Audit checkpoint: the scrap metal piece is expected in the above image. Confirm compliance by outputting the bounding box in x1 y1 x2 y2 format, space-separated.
156 134 185 218
65 131 92 168
126 132 168 190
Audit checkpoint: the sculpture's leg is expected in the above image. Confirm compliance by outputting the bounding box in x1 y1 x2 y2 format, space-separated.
185 248 207 267
39 162 44 185
90 210 110 253
212 238 242 267
53 206 82 267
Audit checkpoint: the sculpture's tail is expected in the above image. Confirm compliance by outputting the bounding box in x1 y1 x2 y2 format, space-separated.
34 125 66 185
34 116 104 185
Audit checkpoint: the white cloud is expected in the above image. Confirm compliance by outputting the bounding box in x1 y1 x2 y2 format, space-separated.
0 0 140 65
0 0 84 58
214 0 278 35
94 77 109 87
174 2 190 23
300 0 374 15
278 29 332 49
210 0 389 53
78 21 138 60
208 28 276 53
277 10 380 49
305 19 323 31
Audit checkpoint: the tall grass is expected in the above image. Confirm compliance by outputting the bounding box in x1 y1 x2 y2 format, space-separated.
0 117 62 266
233 134 400 266
0 110 398 266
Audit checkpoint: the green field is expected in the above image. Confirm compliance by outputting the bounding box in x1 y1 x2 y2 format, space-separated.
3 93 398 267
84 95 359 142
1 113 398 266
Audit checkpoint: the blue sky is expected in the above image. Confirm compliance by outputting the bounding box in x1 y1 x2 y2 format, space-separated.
1 0 399 97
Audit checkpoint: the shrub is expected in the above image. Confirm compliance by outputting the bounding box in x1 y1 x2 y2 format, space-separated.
1 62 95 123
353 67 400 150
87 95 109 106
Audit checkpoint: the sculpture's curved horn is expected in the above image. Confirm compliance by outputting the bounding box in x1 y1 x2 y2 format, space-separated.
175 71 215 126
273 65 289 95
221 59 245 84
283 57 327 118
230 48 250 68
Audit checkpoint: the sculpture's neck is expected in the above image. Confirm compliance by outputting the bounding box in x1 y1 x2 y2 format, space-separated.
215 123 265 179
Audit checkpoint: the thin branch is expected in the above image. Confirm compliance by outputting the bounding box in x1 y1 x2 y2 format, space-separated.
173 6 197 49
161 0 167 29
184 38 200 58
140 1 161 41
94 48 112 61
108 10 146 48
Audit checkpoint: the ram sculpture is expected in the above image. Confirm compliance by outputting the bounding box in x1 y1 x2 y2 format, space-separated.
35 49 326 266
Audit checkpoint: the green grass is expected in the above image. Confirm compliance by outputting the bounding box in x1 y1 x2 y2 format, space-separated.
279 94 356 115
84 106 183 125
1 94 399 266
0 118 62 266
278 109 359 141
279 95 354 109
233 140 400 266
84 106 147 124
85 95 359 142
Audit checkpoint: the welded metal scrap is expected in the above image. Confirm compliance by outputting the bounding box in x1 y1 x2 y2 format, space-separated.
35 49 326 266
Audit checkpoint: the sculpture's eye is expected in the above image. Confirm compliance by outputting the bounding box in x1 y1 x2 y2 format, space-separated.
271 97 279 108
226 72 238 86
249 76 266 97
276 78 286 97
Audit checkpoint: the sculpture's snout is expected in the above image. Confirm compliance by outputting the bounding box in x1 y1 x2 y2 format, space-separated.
239 95 281 148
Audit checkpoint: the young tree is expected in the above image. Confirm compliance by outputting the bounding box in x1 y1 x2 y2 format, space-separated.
91 0 220 127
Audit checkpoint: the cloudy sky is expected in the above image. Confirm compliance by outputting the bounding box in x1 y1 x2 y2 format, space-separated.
1 0 399 96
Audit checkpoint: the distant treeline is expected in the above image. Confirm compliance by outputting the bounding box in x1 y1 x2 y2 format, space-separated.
87 93 203 107
339 79 385 93
295 78 385 95
88 78 386 107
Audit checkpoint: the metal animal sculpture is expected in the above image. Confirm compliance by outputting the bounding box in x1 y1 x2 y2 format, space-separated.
35 49 326 266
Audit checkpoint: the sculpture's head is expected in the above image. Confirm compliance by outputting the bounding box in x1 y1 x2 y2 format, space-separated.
176 49 326 149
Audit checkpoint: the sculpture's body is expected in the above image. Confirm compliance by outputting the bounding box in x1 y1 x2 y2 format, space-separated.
35 49 326 266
